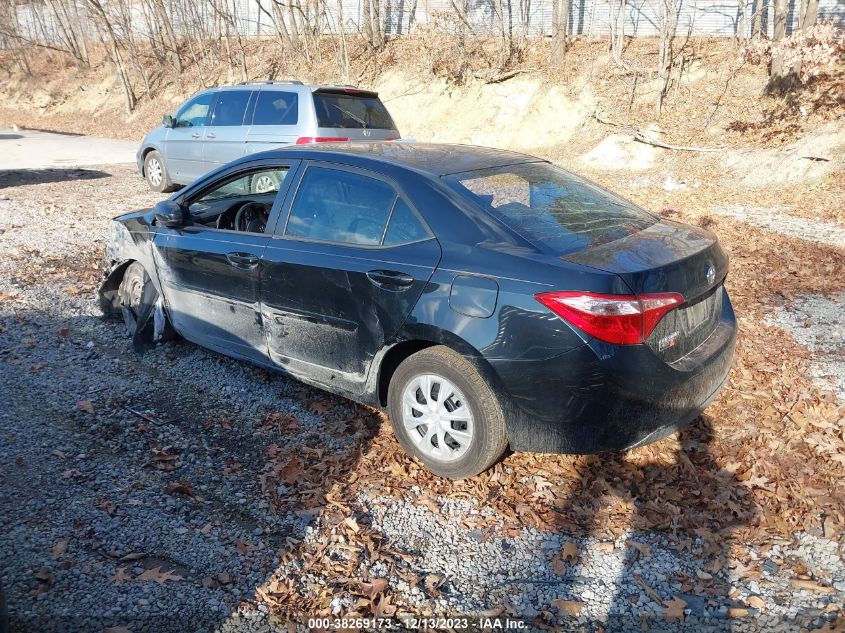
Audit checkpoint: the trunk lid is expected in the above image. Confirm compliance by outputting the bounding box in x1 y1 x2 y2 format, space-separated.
563 220 729 361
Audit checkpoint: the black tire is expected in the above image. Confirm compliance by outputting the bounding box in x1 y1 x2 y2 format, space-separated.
144 150 176 193
117 262 147 337
387 345 508 479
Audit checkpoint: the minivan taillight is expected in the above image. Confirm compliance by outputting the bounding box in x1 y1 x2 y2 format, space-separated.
295 137 349 144
534 291 684 345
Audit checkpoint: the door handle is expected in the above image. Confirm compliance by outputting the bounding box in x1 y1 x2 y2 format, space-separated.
226 252 259 269
366 270 414 289
192 132 201 139
207 132 216 139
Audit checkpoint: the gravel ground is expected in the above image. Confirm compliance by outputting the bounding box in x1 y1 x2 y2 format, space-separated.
711 205 845 248
1 166 844 632
765 293 845 401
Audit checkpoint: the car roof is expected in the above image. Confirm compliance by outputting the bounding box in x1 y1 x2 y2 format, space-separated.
249 142 545 178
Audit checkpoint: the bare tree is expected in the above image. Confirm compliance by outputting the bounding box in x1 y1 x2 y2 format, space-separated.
609 0 626 66
86 0 137 112
657 0 679 112
551 0 571 61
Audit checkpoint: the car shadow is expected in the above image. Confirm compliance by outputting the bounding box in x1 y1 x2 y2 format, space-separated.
0 168 112 189
524 415 760 630
0 134 23 140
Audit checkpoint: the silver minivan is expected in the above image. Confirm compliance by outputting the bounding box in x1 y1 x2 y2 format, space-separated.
137 81 401 192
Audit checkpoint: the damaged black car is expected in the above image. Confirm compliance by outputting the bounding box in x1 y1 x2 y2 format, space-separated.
100 142 736 479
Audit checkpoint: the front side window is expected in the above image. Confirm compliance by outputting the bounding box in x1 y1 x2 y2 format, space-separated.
447 162 656 254
210 90 252 127
286 167 397 245
174 93 216 128
187 167 290 233
253 91 299 126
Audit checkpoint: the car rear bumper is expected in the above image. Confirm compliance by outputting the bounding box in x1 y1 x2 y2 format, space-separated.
491 287 737 454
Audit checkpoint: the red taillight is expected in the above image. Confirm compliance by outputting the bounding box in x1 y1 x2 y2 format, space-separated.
295 136 349 144
534 291 684 345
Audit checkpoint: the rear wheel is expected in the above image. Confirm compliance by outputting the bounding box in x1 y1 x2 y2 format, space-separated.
387 346 508 479
144 150 176 193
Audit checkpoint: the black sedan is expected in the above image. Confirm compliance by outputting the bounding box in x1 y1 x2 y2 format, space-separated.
99 142 736 479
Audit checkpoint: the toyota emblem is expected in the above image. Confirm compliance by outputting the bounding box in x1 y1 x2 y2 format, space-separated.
706 264 716 285
363 129 371 137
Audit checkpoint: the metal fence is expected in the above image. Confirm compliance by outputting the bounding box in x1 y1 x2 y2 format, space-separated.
10 0 845 47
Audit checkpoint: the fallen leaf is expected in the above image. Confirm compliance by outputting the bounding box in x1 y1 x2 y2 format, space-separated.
119 552 146 562
51 450 66 459
747 596 765 610
76 400 94 414
344 517 360 533
234 539 255 555
217 571 232 585
103 628 133 633
561 541 579 561
727 607 750 618
360 577 388 598
551 599 583 616
696 569 713 580
109 567 130 586
627 540 652 557
663 596 687 623
791 579 835 594
164 482 196 497
136 566 183 584
52 539 68 559
279 454 304 484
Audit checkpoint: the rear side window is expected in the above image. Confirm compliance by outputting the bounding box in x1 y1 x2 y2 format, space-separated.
448 163 656 254
312 92 395 129
384 199 429 245
253 91 298 125
286 167 396 245
210 90 252 126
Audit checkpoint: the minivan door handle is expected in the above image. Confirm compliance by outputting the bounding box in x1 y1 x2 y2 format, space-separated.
191 132 201 139
366 270 414 289
206 132 216 139
226 252 259 269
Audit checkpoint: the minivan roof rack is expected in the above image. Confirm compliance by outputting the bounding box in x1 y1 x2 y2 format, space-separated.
236 80 304 85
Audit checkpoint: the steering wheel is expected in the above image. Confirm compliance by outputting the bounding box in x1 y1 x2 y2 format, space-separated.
235 202 270 234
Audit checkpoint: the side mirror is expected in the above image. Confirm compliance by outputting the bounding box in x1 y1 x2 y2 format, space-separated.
153 200 185 228
162 114 174 128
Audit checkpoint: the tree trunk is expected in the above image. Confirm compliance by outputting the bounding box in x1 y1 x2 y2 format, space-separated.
609 0 626 65
798 0 819 29
551 0 570 62
766 0 798 94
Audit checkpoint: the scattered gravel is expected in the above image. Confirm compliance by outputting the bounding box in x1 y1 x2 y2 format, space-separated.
711 205 845 248
2 166 843 632
765 293 845 400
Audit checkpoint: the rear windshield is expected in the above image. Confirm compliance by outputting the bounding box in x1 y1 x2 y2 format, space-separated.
447 162 656 254
312 92 396 130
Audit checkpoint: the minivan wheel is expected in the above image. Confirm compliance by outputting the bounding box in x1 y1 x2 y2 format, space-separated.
249 172 281 194
144 150 175 193
387 346 508 479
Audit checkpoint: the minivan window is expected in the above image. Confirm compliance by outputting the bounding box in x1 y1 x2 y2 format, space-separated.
253 91 299 126
312 92 395 130
286 167 396 245
210 90 252 126
448 163 656 254
174 93 215 128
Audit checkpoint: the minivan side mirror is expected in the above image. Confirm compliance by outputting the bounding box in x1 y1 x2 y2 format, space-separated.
153 200 185 227
162 114 174 128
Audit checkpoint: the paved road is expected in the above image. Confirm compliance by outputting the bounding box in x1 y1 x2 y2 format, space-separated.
0 127 137 170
